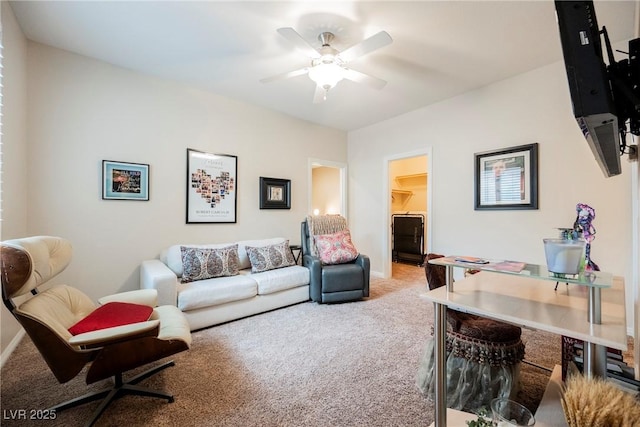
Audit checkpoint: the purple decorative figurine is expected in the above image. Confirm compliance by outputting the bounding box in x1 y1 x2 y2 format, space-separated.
572 203 599 271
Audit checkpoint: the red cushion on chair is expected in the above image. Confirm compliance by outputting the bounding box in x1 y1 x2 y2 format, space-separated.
68 302 153 335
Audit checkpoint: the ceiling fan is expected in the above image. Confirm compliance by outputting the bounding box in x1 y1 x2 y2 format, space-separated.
261 27 393 103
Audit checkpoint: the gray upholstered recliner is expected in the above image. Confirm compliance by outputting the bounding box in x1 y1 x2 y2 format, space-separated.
301 215 370 303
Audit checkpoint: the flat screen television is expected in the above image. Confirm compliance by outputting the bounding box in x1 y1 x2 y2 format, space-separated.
554 1 640 177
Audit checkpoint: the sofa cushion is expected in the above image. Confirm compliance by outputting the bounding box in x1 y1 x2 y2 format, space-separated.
162 239 289 274
162 243 235 277
177 274 258 311
180 245 239 283
240 265 310 295
245 241 296 273
314 229 359 265
236 238 287 270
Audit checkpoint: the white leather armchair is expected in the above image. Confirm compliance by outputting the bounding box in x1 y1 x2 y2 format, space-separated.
1 236 192 427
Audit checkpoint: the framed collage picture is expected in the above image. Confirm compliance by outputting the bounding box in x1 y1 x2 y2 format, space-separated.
186 149 237 223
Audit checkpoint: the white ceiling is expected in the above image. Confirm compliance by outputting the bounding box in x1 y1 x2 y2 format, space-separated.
8 1 639 131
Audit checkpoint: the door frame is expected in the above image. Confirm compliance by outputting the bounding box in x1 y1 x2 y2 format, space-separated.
383 148 433 278
308 158 348 218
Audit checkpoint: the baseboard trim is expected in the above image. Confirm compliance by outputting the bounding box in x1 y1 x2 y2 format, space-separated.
1 329 25 369
370 270 384 278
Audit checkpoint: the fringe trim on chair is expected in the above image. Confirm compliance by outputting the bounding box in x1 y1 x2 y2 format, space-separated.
416 336 524 412
447 331 525 367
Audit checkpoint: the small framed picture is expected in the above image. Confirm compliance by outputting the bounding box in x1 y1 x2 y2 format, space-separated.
474 143 538 210
102 160 149 201
259 177 291 209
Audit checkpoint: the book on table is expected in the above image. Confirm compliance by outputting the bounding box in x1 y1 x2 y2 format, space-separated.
486 261 526 273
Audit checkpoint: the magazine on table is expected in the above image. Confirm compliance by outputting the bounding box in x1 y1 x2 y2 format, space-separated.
445 256 527 273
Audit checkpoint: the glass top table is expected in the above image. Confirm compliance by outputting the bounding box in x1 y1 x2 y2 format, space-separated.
424 255 626 427
428 256 613 288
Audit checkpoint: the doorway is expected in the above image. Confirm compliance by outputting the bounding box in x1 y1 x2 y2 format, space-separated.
385 150 432 279
308 159 347 217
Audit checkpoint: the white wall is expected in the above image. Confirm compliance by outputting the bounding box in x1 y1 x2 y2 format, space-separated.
0 40 347 352
25 42 347 298
1 3 28 240
349 61 635 329
1 1 29 356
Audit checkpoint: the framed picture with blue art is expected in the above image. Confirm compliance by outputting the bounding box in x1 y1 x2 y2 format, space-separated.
102 160 149 201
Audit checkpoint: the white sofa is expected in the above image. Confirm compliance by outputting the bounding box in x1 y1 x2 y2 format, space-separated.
140 238 310 331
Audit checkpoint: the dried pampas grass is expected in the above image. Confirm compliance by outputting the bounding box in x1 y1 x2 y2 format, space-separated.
561 373 640 427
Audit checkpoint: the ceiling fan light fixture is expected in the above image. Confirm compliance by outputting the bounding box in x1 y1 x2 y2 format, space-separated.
308 62 345 90
263 27 392 103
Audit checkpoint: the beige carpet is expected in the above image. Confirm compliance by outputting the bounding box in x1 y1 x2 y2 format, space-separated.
1 264 562 426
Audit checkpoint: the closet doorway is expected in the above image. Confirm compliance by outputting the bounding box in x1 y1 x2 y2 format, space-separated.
386 151 431 279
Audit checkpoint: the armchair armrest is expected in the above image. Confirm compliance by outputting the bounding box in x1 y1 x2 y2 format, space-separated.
98 289 158 307
302 254 323 302
354 254 370 297
69 320 160 349
140 259 179 307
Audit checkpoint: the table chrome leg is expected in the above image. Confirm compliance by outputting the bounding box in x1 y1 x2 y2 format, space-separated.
445 265 454 292
584 342 608 378
584 286 607 378
588 287 602 324
434 302 447 427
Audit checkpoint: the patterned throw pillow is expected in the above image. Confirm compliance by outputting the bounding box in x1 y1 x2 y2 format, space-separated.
245 241 296 273
180 244 239 283
314 229 359 265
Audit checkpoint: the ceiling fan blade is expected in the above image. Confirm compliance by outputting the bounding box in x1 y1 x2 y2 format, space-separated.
313 85 327 104
339 31 393 63
277 27 321 59
343 68 387 90
260 67 309 84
